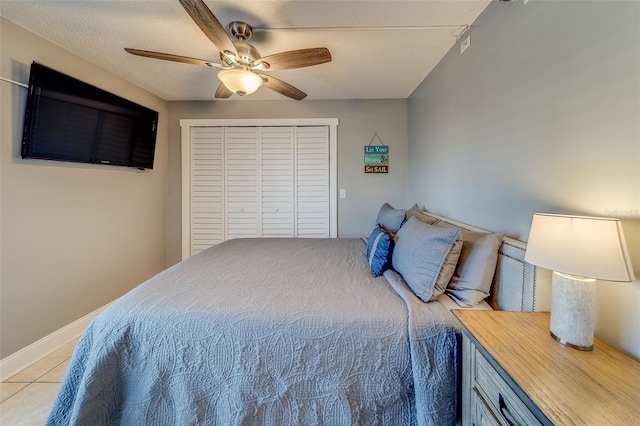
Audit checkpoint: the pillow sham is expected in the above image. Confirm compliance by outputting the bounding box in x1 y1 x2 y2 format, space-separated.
376 203 406 232
446 229 504 306
366 226 395 277
392 216 462 303
429 222 463 299
405 205 440 225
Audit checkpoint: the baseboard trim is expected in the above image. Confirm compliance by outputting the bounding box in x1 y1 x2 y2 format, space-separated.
0 302 112 381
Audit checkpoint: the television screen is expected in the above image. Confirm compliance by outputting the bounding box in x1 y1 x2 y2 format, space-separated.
21 62 158 169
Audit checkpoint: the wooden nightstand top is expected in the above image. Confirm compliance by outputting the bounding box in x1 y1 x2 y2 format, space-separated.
452 310 640 425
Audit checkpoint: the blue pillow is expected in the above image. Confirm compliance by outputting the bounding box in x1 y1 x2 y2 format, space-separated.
392 216 461 302
376 203 406 232
366 226 395 277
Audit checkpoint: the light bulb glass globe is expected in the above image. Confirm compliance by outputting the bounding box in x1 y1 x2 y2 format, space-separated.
218 69 263 96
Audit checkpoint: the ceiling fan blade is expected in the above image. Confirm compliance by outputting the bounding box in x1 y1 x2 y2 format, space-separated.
215 82 233 98
125 48 221 67
260 74 306 100
177 0 237 56
256 48 331 71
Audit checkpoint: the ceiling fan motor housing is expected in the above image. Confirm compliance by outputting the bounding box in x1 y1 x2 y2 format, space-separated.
220 40 261 67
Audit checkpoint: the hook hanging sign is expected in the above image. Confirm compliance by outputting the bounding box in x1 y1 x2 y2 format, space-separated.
364 132 389 174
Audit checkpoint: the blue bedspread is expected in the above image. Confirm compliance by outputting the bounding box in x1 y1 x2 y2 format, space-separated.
47 238 457 425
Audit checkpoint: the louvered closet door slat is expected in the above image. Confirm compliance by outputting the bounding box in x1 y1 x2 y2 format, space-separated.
295 126 329 238
261 127 294 237
191 127 224 255
225 127 259 239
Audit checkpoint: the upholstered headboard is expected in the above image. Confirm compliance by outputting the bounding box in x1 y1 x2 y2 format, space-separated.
417 211 552 312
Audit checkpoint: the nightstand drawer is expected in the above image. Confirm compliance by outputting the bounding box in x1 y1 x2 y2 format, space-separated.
472 387 501 426
474 348 541 426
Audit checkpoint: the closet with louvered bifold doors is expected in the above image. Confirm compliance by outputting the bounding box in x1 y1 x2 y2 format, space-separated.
180 119 338 259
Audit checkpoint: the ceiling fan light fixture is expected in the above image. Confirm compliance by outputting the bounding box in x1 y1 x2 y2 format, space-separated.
218 68 263 96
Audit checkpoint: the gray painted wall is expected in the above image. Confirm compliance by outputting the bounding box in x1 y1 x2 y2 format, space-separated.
408 1 639 358
0 19 170 358
166 100 409 266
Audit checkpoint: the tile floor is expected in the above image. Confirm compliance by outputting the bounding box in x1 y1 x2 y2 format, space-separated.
0 338 78 425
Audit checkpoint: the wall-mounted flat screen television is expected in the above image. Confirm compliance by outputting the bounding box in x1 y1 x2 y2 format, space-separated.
21 62 158 170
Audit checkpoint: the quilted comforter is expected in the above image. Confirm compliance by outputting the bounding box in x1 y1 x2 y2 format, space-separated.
47 238 458 425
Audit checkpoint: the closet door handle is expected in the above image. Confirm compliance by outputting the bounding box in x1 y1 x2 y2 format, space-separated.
499 393 518 426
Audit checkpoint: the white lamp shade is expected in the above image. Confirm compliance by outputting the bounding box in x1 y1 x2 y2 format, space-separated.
525 213 635 282
218 69 263 96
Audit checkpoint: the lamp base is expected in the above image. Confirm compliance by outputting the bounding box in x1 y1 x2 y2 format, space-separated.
549 271 596 351
550 331 592 351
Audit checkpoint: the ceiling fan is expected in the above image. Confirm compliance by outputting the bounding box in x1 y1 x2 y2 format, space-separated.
125 0 331 100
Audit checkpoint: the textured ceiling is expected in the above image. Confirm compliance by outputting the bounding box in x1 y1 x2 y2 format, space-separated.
0 0 490 101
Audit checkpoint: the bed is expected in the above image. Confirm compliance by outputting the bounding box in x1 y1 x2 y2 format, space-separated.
46 208 551 426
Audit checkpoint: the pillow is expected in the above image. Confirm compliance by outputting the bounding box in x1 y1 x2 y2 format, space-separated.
446 229 504 306
431 222 463 299
405 205 440 225
366 226 395 277
376 203 406 232
392 216 462 302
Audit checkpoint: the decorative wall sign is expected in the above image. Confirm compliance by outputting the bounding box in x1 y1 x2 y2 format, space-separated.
364 132 389 173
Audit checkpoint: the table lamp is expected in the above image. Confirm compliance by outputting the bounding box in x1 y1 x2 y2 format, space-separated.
524 213 635 350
